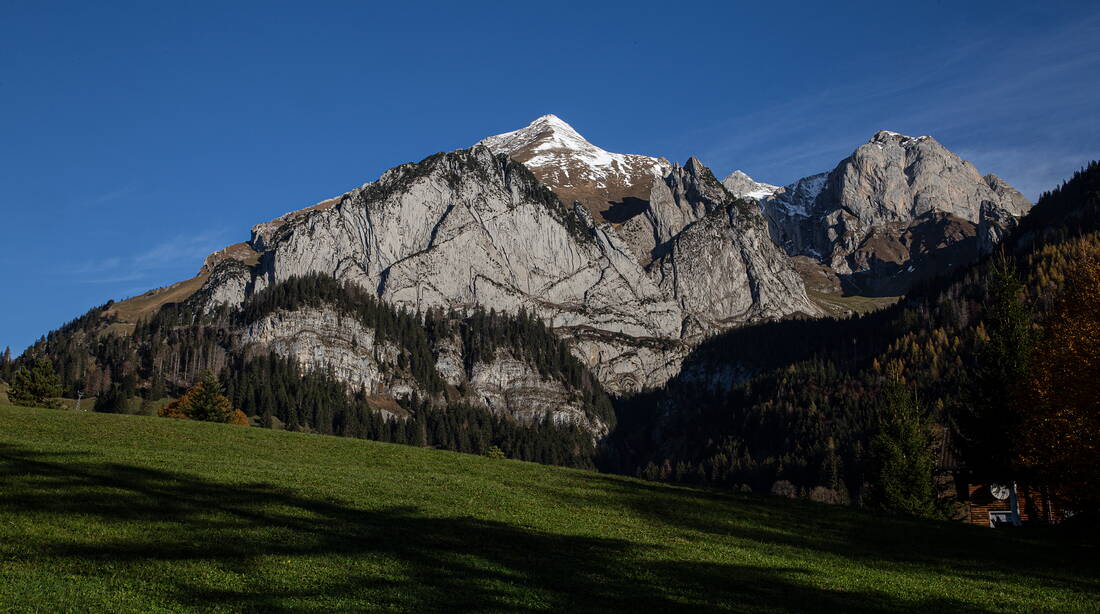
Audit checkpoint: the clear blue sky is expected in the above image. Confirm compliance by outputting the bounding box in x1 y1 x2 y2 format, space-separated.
2 1 1098 355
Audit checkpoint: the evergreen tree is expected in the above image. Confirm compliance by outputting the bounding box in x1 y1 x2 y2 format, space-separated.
959 259 1033 482
94 383 129 413
8 357 63 409
0 346 12 382
161 371 236 423
865 376 942 518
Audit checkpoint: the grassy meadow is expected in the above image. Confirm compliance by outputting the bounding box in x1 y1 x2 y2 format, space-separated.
0 404 1096 613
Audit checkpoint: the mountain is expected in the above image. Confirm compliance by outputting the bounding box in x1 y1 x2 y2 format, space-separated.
11 116 1036 448
199 146 687 395
194 138 819 397
760 130 1031 295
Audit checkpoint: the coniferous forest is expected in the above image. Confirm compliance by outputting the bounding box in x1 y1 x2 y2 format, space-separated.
10 272 607 469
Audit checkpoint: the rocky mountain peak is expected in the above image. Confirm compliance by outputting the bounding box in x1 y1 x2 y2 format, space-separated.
478 114 589 156
722 170 781 201
760 130 1032 292
868 129 933 147
477 115 670 223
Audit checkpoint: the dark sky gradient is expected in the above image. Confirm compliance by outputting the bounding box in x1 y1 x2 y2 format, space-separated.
2 0 1098 354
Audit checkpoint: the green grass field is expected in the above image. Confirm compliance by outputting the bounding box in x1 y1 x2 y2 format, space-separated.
1 404 1096 613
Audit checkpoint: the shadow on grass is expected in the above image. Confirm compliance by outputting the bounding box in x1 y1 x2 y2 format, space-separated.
0 443 1009 613
565 474 1100 599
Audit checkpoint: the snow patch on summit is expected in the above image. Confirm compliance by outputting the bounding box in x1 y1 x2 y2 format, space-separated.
721 170 780 201
477 115 669 186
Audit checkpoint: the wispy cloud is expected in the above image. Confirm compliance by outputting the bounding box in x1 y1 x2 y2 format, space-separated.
84 184 137 207
133 230 229 270
71 257 122 275
61 184 140 213
71 229 230 285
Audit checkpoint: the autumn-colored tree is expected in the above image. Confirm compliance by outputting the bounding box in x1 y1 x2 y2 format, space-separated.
228 408 250 426
157 371 247 426
158 387 196 419
1020 257 1100 513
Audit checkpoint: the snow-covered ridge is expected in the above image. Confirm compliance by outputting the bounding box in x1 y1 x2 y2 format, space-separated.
477 114 668 186
870 129 932 149
761 172 828 218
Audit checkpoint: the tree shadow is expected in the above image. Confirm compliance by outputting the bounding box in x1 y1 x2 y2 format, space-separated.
0 443 1024 612
556 473 1100 600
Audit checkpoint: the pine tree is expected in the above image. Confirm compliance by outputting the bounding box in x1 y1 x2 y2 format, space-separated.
958 258 1033 482
0 346 12 382
865 376 942 519
8 357 63 409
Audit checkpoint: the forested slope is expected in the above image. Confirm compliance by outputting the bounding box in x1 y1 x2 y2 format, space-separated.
12 273 615 468
604 162 1100 508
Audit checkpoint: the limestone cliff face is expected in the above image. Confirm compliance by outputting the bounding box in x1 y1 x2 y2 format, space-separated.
761 131 1030 286
651 202 820 330
977 200 1020 256
238 308 410 403
466 354 600 433
642 161 821 329
618 157 730 263
201 146 682 393
198 138 819 395
233 306 606 434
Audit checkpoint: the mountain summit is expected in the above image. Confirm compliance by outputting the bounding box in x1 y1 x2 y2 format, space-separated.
478 115 669 223
721 170 780 201
761 129 1031 294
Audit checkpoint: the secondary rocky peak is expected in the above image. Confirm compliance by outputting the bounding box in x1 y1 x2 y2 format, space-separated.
760 130 1032 292
722 170 781 201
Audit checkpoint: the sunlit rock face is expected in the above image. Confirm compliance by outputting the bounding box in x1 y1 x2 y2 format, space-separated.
199 120 818 395
759 130 1030 291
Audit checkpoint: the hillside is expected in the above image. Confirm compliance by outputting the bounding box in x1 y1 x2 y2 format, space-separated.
1 404 1097 613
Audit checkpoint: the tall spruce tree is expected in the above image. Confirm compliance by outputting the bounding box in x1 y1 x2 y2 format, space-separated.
1 346 12 382
959 258 1033 482
865 376 942 518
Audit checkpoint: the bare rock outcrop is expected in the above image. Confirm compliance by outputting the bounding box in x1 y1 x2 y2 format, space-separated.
197 138 819 395
760 131 1031 287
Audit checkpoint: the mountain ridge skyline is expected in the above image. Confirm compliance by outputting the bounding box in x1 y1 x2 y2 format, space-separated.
3 1 1097 354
